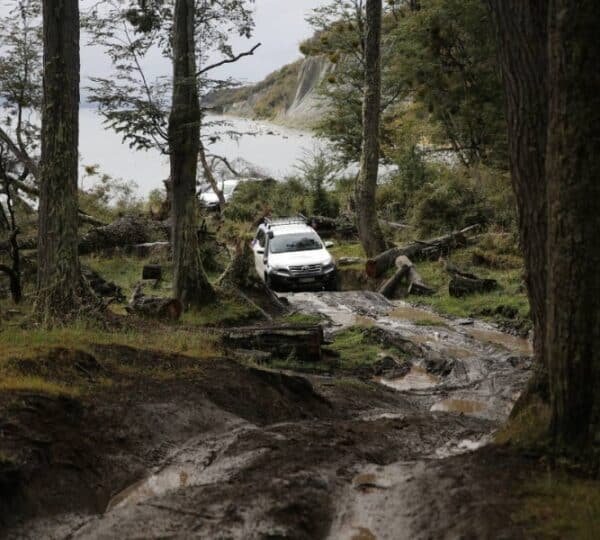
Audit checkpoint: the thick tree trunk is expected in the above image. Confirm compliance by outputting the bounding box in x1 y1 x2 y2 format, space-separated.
36 0 85 321
545 0 600 452
486 0 549 376
355 0 386 257
169 0 214 309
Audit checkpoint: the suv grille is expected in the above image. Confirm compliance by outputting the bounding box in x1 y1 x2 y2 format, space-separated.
289 264 322 275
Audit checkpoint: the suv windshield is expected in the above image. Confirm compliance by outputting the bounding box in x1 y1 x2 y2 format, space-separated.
270 233 322 254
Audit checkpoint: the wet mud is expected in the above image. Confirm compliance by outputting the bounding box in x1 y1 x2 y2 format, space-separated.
3 292 534 539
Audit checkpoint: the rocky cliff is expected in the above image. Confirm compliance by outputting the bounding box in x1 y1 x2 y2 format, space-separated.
206 55 332 128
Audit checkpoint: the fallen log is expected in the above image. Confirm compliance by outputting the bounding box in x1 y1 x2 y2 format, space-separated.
365 224 480 278
308 215 357 238
222 324 323 362
377 255 434 298
125 284 183 320
448 274 498 298
1 216 171 256
79 216 170 256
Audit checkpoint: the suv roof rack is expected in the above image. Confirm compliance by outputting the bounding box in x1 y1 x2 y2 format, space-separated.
263 214 307 228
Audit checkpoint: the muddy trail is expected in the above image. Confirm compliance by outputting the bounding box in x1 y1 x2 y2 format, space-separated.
4 292 534 539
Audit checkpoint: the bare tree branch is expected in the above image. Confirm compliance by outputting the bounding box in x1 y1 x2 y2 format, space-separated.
197 43 262 76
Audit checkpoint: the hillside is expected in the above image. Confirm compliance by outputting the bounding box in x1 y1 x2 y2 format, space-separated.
204 55 332 127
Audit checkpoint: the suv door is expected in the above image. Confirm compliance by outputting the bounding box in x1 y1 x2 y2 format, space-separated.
252 228 267 280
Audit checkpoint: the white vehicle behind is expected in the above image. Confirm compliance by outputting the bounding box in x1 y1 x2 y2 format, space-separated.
199 179 240 210
252 216 337 291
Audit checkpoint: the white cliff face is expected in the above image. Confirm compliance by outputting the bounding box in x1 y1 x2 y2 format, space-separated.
220 55 333 128
283 56 333 126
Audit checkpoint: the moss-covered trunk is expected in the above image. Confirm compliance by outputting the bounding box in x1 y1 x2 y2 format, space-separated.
36 0 83 322
546 0 600 454
355 0 386 258
486 0 549 379
169 0 214 309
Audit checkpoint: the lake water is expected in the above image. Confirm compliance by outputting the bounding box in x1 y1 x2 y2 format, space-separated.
79 110 324 197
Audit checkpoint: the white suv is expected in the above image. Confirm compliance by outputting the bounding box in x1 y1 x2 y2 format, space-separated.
252 216 337 291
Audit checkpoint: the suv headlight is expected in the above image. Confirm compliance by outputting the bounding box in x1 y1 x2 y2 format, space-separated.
270 266 290 276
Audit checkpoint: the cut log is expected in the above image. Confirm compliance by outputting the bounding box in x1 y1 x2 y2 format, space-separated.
378 265 410 298
443 259 499 297
365 224 480 278
222 324 323 363
449 274 499 297
142 264 162 281
395 255 435 296
125 284 183 320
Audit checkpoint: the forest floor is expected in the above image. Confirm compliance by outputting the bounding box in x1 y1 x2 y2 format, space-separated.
0 239 598 539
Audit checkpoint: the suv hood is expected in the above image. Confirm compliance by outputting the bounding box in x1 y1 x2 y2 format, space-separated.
268 249 333 268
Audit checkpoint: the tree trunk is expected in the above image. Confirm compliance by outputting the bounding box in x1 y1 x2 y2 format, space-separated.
36 0 85 321
486 0 549 377
198 139 226 210
545 0 600 452
355 0 386 257
169 0 214 309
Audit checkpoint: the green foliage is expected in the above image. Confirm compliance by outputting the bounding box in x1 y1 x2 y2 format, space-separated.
85 0 256 152
79 166 144 223
305 0 506 169
294 148 341 217
389 0 507 168
223 178 310 224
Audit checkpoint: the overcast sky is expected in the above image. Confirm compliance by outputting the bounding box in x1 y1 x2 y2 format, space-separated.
77 0 329 88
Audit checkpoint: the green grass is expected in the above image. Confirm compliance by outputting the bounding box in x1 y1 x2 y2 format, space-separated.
83 254 173 299
328 326 403 370
330 242 367 271
515 472 600 539
0 322 218 362
281 312 324 325
0 375 80 398
416 258 529 321
182 295 261 327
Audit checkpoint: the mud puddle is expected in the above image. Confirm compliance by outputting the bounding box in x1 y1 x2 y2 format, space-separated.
379 365 439 391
